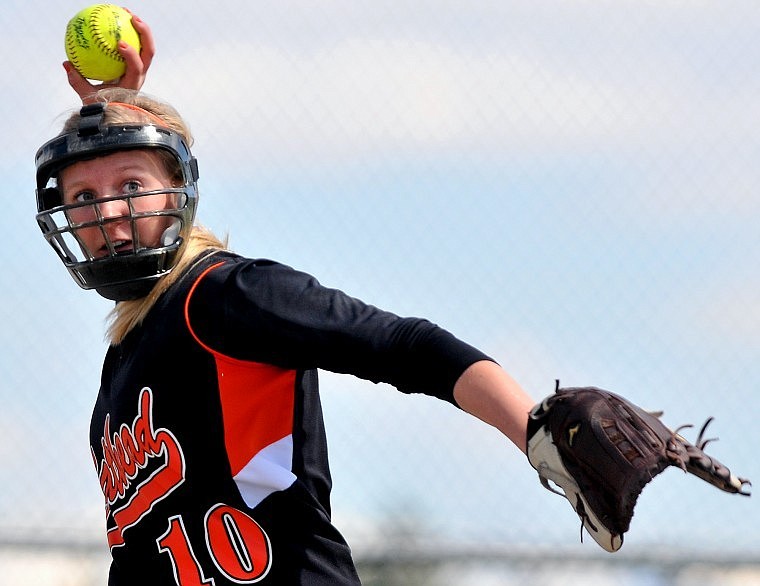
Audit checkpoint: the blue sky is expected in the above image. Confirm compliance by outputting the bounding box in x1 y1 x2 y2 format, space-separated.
1 0 758 558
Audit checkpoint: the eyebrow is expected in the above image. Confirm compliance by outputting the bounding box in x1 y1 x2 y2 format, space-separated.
62 160 166 193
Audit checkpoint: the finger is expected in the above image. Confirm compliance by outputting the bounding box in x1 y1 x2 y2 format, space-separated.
63 61 99 104
117 41 146 90
125 11 156 70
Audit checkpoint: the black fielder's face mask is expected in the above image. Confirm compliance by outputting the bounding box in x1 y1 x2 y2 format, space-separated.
35 103 199 301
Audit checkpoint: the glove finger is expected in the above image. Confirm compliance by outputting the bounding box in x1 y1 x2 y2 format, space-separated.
671 429 751 495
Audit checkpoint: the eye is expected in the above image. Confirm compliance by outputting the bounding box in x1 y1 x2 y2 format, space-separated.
123 180 141 194
74 191 97 203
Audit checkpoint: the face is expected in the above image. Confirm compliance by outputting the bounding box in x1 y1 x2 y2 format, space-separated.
59 150 177 259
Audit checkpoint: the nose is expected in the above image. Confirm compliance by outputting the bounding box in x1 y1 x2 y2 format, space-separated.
67 195 131 226
97 197 131 220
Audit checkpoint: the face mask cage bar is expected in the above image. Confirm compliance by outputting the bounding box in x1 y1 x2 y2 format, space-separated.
36 188 191 265
34 103 200 300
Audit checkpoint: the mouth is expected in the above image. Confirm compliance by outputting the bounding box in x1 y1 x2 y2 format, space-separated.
97 239 135 257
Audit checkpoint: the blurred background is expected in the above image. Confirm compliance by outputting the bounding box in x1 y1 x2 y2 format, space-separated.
1 1 758 584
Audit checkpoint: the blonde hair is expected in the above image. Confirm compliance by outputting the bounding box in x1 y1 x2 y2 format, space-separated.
62 87 193 145
66 90 228 344
107 226 228 345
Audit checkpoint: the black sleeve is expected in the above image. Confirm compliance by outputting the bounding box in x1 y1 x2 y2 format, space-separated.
187 256 493 403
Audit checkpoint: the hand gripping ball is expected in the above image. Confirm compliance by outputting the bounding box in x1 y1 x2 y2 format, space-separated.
65 4 141 81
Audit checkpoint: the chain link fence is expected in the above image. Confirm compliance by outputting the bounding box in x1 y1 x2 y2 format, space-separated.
2 1 758 584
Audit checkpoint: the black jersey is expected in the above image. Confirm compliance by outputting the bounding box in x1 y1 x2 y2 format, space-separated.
90 250 491 585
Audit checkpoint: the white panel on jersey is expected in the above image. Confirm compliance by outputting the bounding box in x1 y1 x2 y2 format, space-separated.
233 434 297 508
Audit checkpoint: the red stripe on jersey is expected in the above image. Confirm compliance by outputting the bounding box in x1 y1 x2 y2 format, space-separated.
184 263 296 476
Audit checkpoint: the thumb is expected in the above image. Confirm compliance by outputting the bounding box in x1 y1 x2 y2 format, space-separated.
63 61 98 104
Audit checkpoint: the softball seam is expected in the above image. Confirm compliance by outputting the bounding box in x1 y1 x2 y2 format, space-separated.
88 5 127 63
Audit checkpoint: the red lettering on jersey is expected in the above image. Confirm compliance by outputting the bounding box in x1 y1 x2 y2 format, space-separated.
94 387 186 550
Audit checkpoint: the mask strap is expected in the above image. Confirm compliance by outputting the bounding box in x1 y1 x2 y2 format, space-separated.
77 102 107 136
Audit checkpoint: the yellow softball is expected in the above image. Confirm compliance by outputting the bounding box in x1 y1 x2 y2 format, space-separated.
64 4 141 81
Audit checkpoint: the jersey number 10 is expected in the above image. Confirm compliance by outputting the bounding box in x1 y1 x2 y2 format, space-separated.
157 503 272 584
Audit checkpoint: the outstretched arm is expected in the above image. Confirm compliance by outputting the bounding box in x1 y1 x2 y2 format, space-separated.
453 360 534 454
64 10 155 104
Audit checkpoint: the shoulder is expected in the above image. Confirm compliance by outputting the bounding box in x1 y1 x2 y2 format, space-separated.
184 251 328 321
189 251 314 292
